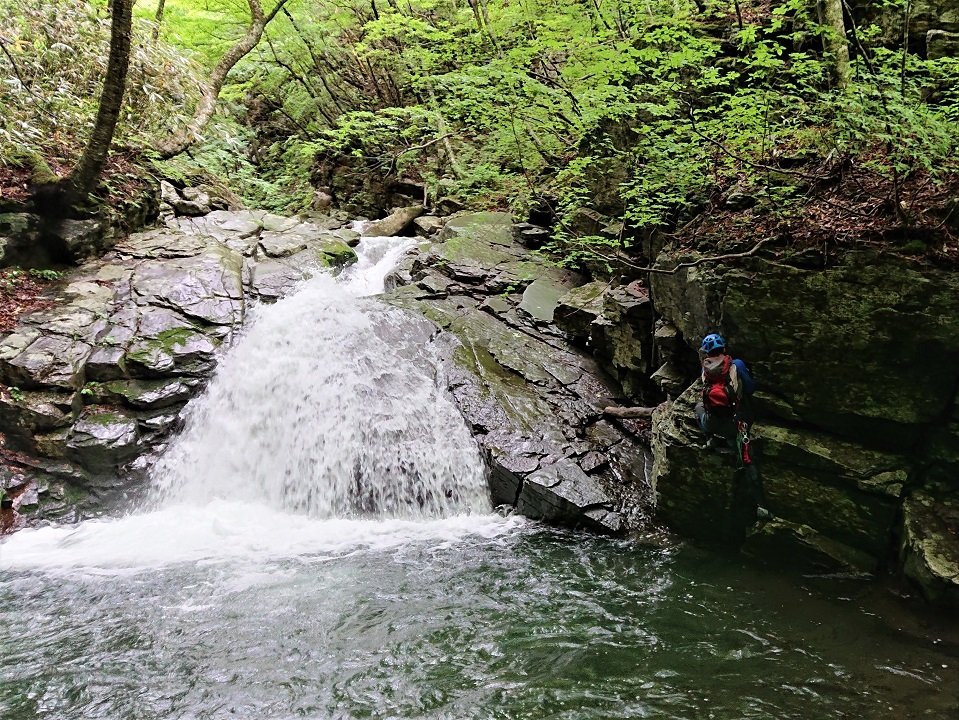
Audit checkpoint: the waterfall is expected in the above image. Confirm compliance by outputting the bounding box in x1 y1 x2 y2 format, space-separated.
148 234 491 519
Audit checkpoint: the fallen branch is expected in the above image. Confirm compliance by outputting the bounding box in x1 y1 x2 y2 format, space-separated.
603 406 657 419
0 38 35 95
569 237 771 275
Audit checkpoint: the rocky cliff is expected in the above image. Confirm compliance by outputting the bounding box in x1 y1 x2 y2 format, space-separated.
645 251 959 607
383 212 654 533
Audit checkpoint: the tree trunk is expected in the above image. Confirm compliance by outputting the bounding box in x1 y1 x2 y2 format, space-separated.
153 0 167 41
65 0 133 200
155 0 289 159
823 0 851 89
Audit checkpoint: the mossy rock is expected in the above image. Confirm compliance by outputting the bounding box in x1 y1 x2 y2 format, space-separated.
316 239 358 268
900 488 959 608
743 518 878 573
651 254 959 449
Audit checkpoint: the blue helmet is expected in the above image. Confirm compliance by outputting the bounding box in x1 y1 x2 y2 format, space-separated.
701 333 726 353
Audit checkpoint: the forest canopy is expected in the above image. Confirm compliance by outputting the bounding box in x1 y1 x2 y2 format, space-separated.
1 0 957 265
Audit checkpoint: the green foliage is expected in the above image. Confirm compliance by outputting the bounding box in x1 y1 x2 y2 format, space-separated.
4 0 956 261
80 381 101 397
29 268 63 281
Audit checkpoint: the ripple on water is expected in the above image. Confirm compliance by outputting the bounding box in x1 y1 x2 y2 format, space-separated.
2 521 958 719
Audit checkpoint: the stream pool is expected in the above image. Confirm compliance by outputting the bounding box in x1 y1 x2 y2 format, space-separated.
1 508 957 719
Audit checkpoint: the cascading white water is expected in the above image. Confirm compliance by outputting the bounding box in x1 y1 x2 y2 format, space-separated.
0 233 503 574
149 234 490 519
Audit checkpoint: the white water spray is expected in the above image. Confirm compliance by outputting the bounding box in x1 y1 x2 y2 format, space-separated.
150 235 489 519
1 234 500 572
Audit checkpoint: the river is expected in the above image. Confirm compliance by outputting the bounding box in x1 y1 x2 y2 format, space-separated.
1 234 956 719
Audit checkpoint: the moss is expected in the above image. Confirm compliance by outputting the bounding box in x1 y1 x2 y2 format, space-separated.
82 409 125 427
156 327 198 349
316 241 358 268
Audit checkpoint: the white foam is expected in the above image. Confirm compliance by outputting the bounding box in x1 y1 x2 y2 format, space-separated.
0 501 523 574
2 234 501 574
338 235 419 297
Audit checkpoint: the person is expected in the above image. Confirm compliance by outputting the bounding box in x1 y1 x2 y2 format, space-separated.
694 333 754 449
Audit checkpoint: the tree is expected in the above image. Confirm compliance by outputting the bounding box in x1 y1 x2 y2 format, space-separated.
59 0 134 203
155 0 290 159
823 0 851 89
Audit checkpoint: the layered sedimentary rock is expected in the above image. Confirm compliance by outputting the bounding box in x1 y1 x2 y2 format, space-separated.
645 251 959 606
0 210 357 520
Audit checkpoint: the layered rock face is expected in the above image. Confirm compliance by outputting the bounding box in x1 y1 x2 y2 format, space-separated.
648 252 959 606
0 210 358 520
383 212 654 533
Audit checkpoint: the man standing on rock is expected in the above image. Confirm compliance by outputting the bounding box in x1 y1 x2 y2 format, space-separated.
694 333 754 449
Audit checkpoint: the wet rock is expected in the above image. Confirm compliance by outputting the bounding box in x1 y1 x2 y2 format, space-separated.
580 451 608 473
131 248 244 326
385 212 652 533
900 488 959 608
115 228 210 259
260 231 308 258
67 408 140 472
416 272 452 296
650 362 685 397
0 333 92 389
0 389 71 438
554 281 607 340
519 276 578 324
16 483 40 512
331 227 362 247
125 326 218 377
516 460 622 533
247 258 311 302
743 519 877 573
412 215 444 238
99 378 200 410
316 238 358 268
512 222 550 249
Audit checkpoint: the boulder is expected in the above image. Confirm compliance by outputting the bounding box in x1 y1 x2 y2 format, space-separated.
900 488 959 608
554 281 608 340
516 460 623 533
412 215 444 238
259 231 308 258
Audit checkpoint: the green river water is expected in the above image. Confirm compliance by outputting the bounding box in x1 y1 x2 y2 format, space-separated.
1 508 957 719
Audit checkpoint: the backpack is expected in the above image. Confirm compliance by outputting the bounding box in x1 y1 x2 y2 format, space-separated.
701 355 739 414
